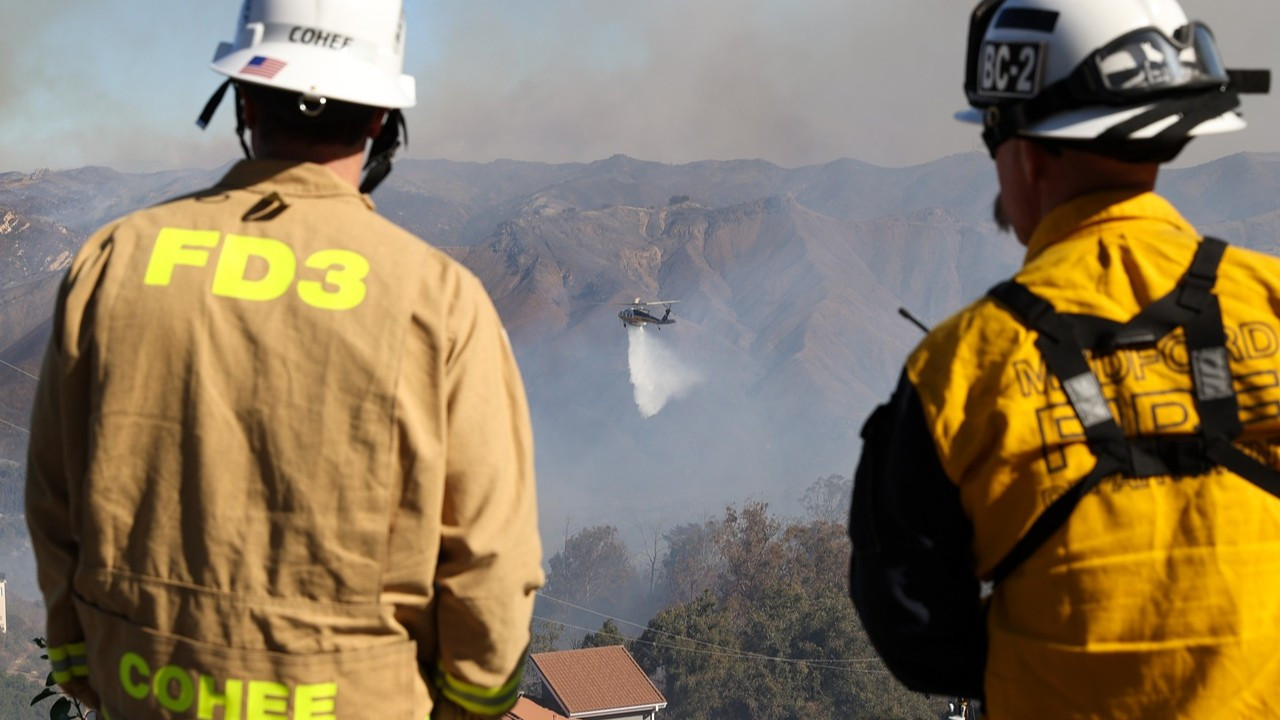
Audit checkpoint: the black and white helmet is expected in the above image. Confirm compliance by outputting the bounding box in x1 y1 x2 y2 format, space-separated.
196 0 414 193
958 0 1270 161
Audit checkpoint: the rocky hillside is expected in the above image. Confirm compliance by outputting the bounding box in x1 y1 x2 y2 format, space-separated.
0 207 71 476
0 210 76 288
1 152 1279 568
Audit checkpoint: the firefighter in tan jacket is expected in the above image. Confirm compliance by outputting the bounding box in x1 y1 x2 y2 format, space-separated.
25 2 543 718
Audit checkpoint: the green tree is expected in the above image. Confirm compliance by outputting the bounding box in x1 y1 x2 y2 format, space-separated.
0 669 46 720
660 522 718 606
801 474 853 525
530 618 564 654
634 503 940 720
632 591 734 719
544 525 635 610
579 618 632 650
713 501 782 607
522 619 566 697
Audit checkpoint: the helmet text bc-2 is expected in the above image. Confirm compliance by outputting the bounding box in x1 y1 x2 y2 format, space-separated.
196 0 417 193
958 0 1270 161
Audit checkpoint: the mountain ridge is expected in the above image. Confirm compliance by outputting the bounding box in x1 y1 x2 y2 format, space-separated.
2 151 1280 598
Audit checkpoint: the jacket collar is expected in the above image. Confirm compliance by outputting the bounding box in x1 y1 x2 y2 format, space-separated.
214 160 376 210
1024 191 1197 264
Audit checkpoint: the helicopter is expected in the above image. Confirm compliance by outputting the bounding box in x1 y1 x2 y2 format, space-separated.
615 298 680 328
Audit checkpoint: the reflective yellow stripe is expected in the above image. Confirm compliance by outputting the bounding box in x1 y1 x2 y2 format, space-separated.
438 684 519 716
50 642 90 682
434 664 523 715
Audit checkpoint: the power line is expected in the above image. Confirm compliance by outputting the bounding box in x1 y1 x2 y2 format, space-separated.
0 358 37 381
537 592 882 664
535 592 884 667
0 359 37 434
531 615 891 676
0 416 29 435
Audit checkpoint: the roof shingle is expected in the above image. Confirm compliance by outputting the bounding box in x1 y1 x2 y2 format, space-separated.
531 646 667 716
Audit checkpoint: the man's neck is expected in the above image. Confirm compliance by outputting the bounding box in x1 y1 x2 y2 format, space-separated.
1035 153 1159 234
253 146 367 189
1042 178 1156 218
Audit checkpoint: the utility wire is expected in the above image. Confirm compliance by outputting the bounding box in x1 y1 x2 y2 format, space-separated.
0 358 37 381
535 592 883 666
532 614 891 676
0 359 36 433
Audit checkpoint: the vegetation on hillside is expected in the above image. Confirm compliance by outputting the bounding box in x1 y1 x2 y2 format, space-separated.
534 476 946 720
1 595 56 720
0 671 48 720
0 459 24 514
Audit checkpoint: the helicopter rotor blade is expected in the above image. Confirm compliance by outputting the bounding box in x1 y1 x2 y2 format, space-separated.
609 299 682 307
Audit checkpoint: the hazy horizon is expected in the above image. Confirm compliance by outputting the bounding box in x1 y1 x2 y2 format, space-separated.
2 1 1276 174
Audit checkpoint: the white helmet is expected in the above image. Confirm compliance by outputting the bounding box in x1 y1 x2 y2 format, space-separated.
958 0 1270 160
211 0 414 109
196 0 415 193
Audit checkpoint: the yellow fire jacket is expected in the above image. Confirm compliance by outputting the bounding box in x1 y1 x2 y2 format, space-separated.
851 191 1280 719
26 161 544 720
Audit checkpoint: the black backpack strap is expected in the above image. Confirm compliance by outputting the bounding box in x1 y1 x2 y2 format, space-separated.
986 237 1280 585
1055 237 1228 353
1206 440 1280 502
988 281 1130 455
987 454 1125 586
1178 239 1243 441
987 280 1133 586
1182 240 1280 501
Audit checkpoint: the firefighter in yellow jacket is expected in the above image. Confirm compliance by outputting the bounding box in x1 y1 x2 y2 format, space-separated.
849 1 1279 718
25 2 543 718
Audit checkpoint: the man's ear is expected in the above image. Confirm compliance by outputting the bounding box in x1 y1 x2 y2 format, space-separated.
1018 139 1049 186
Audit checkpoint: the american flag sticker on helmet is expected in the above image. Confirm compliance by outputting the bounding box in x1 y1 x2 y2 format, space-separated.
241 56 287 79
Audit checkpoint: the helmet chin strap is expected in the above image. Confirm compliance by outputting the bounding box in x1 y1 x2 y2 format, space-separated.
359 109 406 194
196 80 231 131
233 84 252 159
196 80 253 159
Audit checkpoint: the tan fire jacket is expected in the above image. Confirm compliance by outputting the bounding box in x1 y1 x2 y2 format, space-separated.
26 161 544 720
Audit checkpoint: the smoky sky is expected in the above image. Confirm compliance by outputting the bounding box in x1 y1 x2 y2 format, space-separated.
1 0 1277 172
409 0 982 167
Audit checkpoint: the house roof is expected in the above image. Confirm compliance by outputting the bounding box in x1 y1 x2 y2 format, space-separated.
504 697 569 720
530 646 667 716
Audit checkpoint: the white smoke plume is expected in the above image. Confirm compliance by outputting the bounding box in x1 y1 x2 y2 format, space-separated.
627 326 703 418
